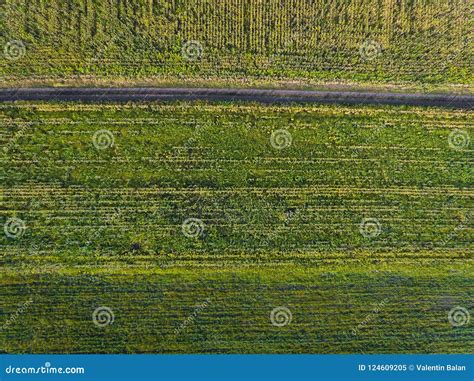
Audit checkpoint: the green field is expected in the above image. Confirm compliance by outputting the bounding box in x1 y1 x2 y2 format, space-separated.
1 102 472 353
0 0 472 90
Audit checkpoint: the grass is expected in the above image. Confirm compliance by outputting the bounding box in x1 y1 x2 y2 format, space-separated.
2 266 472 354
0 0 472 89
1 102 472 353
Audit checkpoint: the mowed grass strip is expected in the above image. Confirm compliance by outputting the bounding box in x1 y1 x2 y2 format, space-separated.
0 102 472 353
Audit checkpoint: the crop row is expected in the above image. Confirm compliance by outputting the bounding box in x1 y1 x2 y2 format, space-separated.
2 268 472 353
0 0 471 85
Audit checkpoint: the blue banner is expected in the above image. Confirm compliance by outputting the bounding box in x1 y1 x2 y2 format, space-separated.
1 355 472 381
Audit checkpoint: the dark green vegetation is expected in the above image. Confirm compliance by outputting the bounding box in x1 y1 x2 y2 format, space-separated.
3 268 472 353
1 103 472 353
0 0 472 89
